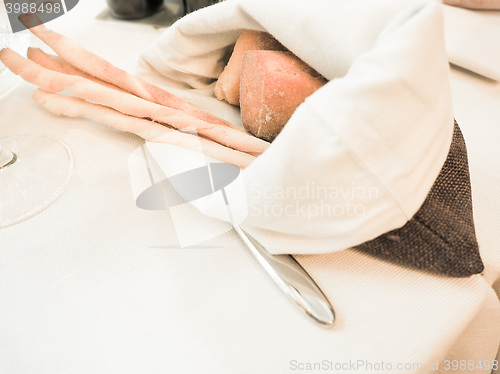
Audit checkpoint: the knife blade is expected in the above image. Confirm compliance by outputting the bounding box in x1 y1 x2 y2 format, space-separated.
219 185 335 326
138 143 335 326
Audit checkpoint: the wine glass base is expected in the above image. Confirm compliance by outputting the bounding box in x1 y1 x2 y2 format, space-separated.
0 134 74 228
0 151 16 169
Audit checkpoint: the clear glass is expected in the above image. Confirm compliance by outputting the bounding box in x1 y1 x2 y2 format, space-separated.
0 5 74 228
0 135 74 228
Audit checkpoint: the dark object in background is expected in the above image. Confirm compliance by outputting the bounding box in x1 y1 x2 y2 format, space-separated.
107 0 164 19
183 0 219 14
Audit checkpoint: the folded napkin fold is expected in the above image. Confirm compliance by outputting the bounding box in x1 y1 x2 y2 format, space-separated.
442 4 500 81
140 0 483 276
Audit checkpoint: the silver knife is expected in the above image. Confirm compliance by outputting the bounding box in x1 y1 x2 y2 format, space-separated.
219 186 335 326
139 145 335 326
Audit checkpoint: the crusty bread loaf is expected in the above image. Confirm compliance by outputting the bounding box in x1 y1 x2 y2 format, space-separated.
214 30 285 106
240 50 327 142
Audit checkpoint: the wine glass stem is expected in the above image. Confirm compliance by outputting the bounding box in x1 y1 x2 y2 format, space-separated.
0 146 16 169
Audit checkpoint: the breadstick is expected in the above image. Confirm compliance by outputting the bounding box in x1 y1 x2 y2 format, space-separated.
19 14 241 131
33 90 255 169
0 48 269 155
27 47 126 92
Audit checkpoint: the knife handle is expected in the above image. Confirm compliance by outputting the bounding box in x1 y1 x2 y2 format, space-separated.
232 225 335 326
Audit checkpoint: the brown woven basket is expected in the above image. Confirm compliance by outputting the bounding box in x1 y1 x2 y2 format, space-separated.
355 121 484 277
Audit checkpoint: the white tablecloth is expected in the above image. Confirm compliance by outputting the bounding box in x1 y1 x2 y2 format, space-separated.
1 1 499 373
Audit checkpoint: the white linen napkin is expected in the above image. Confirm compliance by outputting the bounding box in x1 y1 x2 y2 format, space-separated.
139 0 454 255
442 4 500 81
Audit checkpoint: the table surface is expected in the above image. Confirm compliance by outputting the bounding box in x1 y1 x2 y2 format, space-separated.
1 1 500 373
